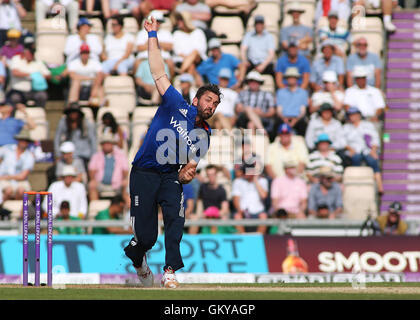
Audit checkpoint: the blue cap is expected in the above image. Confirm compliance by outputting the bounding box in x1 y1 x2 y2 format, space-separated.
347 106 361 115
179 73 194 83
218 68 232 79
278 123 292 134
316 133 332 144
77 17 92 28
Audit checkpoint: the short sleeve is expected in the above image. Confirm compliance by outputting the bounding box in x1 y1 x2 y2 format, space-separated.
161 85 189 110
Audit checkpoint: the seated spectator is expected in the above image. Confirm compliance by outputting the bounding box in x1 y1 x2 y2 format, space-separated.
343 66 385 122
280 3 313 56
36 0 79 33
8 45 51 108
54 200 84 235
276 67 309 136
54 103 97 166
177 73 196 104
109 0 141 20
0 100 36 147
139 0 180 17
88 133 129 201
101 16 135 76
343 107 383 193
175 0 215 40
0 129 35 201
240 15 275 76
172 11 207 74
275 41 311 90
210 68 238 130
83 0 111 18
196 38 244 89
0 29 24 65
64 17 103 63
45 165 88 218
55 141 87 184
315 0 351 23
232 162 269 233
204 0 257 14
0 61 5 102
318 10 351 57
306 134 344 183
353 0 396 32
309 70 344 118
135 10 174 77
310 40 345 91
0 0 26 47
271 160 307 219
373 202 407 235
307 166 343 219
92 195 131 234
265 123 309 179
68 44 104 106
305 103 345 151
346 37 382 89
135 58 170 104
98 112 125 150
235 71 276 135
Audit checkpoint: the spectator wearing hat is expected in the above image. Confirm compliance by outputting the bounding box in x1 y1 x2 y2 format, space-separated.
275 41 311 90
88 133 129 201
68 43 104 106
172 11 207 74
0 128 35 201
305 103 345 151
315 0 351 23
232 162 269 233
0 100 36 146
271 160 308 219
54 103 97 166
55 141 86 184
54 200 84 235
343 106 383 194
280 4 313 56
308 166 343 219
64 18 103 64
265 123 309 179
8 45 51 108
310 39 345 92
235 71 276 135
0 0 26 47
318 10 351 57
101 15 135 76
0 29 23 64
372 202 407 235
309 70 344 118
44 165 88 218
177 73 196 104
135 10 174 76
36 0 79 33
347 37 382 89
196 38 245 89
240 15 276 76
306 133 343 183
210 68 238 130
343 66 385 122
276 67 309 136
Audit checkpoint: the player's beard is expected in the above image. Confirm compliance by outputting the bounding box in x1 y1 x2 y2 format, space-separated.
196 102 213 120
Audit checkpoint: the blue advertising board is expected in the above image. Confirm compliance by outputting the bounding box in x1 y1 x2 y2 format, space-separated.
0 235 268 275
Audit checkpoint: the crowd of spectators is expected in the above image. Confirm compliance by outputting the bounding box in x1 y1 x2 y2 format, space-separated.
0 0 404 234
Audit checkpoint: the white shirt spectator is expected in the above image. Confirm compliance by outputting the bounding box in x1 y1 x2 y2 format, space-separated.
232 177 268 214
343 120 380 154
64 34 103 63
0 2 22 30
173 28 207 62
104 33 135 60
68 58 102 86
343 85 385 118
0 144 35 176
311 90 344 109
215 87 238 118
135 29 173 60
9 55 51 92
44 180 88 218
305 117 345 150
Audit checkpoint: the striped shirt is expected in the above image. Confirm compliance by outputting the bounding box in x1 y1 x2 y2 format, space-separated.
236 89 275 113
307 150 343 176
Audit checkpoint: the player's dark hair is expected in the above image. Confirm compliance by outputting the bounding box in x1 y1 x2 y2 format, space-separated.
195 84 222 102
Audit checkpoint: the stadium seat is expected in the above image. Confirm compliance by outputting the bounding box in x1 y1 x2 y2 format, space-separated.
36 19 68 66
81 107 95 123
104 76 136 114
246 2 281 33
221 44 240 59
213 5 242 16
15 108 49 141
87 199 111 220
210 16 245 44
351 17 384 56
282 1 316 28
2 200 23 221
343 167 378 220
132 106 158 124
260 74 275 93
88 18 104 40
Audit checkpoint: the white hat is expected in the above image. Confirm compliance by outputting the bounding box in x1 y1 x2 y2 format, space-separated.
287 3 305 14
60 141 75 153
179 73 194 83
322 70 338 83
353 66 368 78
208 38 221 50
150 10 165 22
100 132 117 144
61 165 77 177
246 71 264 83
284 67 301 78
